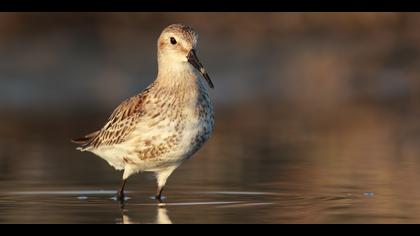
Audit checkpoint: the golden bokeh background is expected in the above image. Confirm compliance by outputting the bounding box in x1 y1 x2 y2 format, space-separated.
1 13 420 223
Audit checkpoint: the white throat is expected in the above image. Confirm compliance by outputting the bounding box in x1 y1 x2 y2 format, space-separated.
156 55 200 89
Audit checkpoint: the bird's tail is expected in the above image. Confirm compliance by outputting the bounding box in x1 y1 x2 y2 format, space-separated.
71 131 100 151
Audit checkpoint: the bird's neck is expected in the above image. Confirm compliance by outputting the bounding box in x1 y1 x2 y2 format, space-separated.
153 58 211 113
155 59 202 93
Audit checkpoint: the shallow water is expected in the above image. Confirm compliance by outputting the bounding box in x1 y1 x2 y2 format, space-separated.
2 105 420 224
0 182 417 224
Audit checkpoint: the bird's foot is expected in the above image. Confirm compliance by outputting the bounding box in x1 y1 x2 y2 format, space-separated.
117 191 126 202
154 195 164 203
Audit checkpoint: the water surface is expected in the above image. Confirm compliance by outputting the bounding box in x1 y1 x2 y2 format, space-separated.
1 105 420 224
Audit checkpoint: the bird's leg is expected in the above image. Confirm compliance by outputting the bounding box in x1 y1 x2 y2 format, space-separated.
155 186 164 203
117 179 127 201
154 167 178 202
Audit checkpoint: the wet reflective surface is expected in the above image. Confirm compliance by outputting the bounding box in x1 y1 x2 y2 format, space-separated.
2 104 420 223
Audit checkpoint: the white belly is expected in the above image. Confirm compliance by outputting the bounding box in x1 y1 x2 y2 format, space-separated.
90 75 214 176
91 102 213 173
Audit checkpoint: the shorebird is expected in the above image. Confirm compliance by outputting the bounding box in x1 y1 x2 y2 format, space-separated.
72 24 214 201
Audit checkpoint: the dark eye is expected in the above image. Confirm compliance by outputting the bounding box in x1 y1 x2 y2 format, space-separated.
170 37 177 45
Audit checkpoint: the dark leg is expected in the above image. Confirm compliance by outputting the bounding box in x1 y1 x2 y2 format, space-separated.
155 186 164 202
117 179 127 201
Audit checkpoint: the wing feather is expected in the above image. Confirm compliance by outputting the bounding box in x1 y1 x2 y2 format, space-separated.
73 85 153 150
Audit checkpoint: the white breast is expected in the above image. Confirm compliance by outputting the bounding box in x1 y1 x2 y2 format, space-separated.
91 71 214 173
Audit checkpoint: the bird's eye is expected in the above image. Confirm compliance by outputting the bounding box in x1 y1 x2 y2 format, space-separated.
170 37 177 45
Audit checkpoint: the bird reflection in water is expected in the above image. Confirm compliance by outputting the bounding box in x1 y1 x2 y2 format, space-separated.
118 203 173 224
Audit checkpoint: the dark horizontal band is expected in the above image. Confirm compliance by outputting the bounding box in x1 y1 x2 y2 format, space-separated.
2 0 420 12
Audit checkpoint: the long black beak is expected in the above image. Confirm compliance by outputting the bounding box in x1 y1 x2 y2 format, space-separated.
187 49 214 89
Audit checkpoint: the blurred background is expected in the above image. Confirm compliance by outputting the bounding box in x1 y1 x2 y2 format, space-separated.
2 13 420 223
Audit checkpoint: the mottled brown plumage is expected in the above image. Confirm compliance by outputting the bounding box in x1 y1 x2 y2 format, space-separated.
72 24 214 202
75 85 154 149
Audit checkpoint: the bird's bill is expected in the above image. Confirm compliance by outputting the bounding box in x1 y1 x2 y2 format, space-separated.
187 49 214 89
